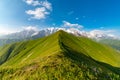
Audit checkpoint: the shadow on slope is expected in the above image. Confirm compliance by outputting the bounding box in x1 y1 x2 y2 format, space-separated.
59 38 120 75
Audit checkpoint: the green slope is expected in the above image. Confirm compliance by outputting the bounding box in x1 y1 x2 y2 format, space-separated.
0 32 61 66
59 31 120 67
99 39 120 51
0 30 120 80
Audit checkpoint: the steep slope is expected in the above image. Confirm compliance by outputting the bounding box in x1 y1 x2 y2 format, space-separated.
59 31 120 67
0 31 61 66
0 30 120 80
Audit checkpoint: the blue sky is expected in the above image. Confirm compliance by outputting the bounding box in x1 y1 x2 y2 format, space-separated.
0 0 120 35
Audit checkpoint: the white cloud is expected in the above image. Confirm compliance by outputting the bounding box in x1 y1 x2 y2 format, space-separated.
0 25 40 36
0 29 14 35
0 25 22 36
62 21 83 29
90 30 116 34
24 0 52 10
26 7 50 19
88 29 116 39
24 0 52 20
24 0 40 6
42 1 52 11
23 26 39 31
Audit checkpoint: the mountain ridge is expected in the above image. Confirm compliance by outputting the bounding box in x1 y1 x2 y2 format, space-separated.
0 30 120 67
0 30 120 79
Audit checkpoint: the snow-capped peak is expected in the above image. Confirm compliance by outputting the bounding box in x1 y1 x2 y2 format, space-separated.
0 27 118 40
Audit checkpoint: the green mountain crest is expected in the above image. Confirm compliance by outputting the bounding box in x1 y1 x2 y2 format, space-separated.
0 30 120 79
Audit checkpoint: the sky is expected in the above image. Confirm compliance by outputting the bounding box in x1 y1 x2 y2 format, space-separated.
0 0 120 36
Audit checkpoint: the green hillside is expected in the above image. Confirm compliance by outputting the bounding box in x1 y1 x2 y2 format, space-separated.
0 30 120 80
99 39 120 51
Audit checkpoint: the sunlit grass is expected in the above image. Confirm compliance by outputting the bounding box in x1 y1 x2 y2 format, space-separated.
0 30 120 79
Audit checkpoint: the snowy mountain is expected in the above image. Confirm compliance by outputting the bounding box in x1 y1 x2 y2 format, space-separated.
0 27 117 40
0 27 38 39
0 27 118 46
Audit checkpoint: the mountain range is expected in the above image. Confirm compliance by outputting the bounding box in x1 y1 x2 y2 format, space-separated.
0 27 117 39
0 30 120 79
0 27 118 46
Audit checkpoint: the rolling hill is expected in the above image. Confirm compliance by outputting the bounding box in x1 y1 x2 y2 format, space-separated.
0 30 120 80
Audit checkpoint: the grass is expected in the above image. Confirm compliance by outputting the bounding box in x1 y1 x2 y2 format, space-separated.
0 30 120 80
99 39 120 51
59 30 120 67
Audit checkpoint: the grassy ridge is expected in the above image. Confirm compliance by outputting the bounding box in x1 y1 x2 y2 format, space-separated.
0 32 61 66
59 31 120 67
0 30 120 79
